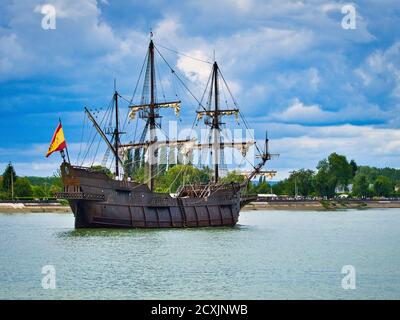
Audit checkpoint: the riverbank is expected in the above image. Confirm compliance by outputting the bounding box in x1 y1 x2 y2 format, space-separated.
242 200 400 211
0 203 70 213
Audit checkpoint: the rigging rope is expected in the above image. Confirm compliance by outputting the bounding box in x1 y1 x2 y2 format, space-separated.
218 70 263 156
76 112 87 165
129 52 149 104
154 45 207 112
155 42 213 65
80 96 114 166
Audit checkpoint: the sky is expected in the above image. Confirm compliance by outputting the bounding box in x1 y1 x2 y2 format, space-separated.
0 0 400 179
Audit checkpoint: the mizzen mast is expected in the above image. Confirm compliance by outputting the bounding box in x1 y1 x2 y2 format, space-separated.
196 61 250 184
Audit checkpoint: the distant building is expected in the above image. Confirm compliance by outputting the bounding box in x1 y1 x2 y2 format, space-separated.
335 184 353 194
258 193 278 200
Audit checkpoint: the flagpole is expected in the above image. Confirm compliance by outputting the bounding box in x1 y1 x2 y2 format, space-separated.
59 118 71 163
65 145 71 164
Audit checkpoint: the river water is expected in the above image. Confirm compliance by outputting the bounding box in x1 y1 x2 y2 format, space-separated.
0 209 399 299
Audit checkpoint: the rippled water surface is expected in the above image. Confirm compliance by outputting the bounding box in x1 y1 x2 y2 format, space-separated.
1 209 399 299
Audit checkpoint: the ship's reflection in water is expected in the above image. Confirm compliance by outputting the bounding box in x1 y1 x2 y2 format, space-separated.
60 225 248 238
1 210 399 299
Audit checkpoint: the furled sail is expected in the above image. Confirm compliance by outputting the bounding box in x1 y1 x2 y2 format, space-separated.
182 141 255 157
196 109 239 121
120 138 196 151
129 101 181 119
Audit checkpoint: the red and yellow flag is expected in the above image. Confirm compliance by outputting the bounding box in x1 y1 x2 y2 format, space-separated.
46 122 67 157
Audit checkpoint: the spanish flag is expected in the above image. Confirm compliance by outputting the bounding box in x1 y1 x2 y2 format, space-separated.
46 122 67 157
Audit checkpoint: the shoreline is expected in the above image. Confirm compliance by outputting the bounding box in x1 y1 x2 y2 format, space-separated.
242 200 400 211
0 203 71 213
0 200 400 213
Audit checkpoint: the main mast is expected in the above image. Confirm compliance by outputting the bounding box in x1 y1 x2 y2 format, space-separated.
148 39 156 191
122 37 184 190
212 62 220 183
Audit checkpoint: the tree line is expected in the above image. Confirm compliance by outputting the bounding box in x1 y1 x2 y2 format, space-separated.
268 153 400 198
0 163 62 200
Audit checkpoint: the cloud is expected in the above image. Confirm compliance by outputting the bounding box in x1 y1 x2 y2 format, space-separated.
0 161 61 177
0 0 147 83
276 68 321 92
269 98 388 125
164 22 314 100
0 33 30 77
355 41 400 99
270 99 333 124
176 50 212 85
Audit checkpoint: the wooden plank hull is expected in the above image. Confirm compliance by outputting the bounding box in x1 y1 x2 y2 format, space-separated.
69 199 240 228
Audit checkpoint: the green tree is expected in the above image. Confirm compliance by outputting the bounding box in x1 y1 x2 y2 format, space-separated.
373 176 393 197
257 177 271 194
355 166 400 189
14 177 33 198
26 176 61 189
1 162 17 195
49 184 62 196
288 169 314 196
247 181 258 194
272 180 288 195
132 166 145 183
90 165 113 177
52 169 63 188
350 159 358 177
0 176 6 199
156 165 211 193
395 181 400 196
352 174 369 197
32 185 46 198
313 159 336 197
220 171 246 184
312 153 353 197
327 153 353 189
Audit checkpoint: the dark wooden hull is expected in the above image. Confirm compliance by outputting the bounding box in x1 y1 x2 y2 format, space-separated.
68 197 240 228
57 164 252 229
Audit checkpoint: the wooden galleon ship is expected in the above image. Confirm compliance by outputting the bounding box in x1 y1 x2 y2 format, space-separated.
56 38 275 228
